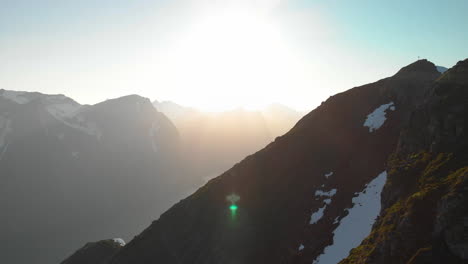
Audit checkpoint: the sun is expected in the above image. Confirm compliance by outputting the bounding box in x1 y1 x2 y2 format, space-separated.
161 6 302 112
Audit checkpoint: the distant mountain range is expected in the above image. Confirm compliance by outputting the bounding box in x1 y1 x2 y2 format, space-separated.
436 65 448 73
0 91 184 264
152 100 304 187
63 59 468 264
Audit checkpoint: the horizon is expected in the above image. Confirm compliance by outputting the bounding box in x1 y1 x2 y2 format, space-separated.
0 57 454 113
1 87 306 113
1 0 467 111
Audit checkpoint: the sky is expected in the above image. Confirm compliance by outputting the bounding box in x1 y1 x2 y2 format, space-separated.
1 0 467 111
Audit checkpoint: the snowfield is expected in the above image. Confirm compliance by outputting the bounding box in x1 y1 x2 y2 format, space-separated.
363 102 395 132
312 171 387 264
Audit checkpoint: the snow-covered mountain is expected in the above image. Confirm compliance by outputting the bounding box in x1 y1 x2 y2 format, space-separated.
67 59 468 264
0 91 183 264
436 65 448 73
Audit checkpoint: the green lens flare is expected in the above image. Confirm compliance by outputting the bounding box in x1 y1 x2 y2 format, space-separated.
230 204 238 211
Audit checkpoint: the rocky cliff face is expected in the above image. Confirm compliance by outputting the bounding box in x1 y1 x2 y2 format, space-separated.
341 59 468 264
101 60 456 264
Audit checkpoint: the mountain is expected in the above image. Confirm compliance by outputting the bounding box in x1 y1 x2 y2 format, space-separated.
0 92 183 264
341 59 468 264
436 65 448 73
88 59 468 264
61 239 125 264
153 101 303 187
152 100 197 122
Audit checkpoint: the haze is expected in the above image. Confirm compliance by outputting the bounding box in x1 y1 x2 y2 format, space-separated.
1 0 467 111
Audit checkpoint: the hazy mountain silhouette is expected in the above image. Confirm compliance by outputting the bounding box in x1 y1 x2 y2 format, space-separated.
153 101 303 187
0 92 183 264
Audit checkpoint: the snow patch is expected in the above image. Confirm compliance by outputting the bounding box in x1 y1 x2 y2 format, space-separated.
363 102 395 132
299 244 305 251
112 238 125 246
310 188 337 224
1 90 30 104
312 171 388 264
45 100 101 139
43 96 99 138
333 216 340 224
315 189 337 197
324 171 333 178
1 91 102 139
310 205 326 225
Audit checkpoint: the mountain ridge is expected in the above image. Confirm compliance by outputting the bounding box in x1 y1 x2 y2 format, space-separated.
96 59 466 264
0 90 184 264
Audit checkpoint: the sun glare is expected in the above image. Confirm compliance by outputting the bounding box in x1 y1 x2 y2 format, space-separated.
162 5 303 112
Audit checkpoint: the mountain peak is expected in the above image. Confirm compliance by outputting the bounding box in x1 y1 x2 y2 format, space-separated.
99 94 151 106
60 239 124 264
393 59 439 78
0 89 79 106
91 94 155 114
437 58 468 84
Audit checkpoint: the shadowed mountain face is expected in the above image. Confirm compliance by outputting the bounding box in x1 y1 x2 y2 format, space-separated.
341 59 468 264
0 93 183 264
61 239 125 264
152 101 303 187
100 59 468 264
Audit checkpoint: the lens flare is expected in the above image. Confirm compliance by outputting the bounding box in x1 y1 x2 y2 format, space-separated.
226 193 240 220
230 204 238 211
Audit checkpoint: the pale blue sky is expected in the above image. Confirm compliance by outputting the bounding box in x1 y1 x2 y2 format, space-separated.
1 0 466 111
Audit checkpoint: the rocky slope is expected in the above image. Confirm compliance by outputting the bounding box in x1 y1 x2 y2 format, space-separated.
341 59 468 264
0 92 182 264
99 60 457 264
